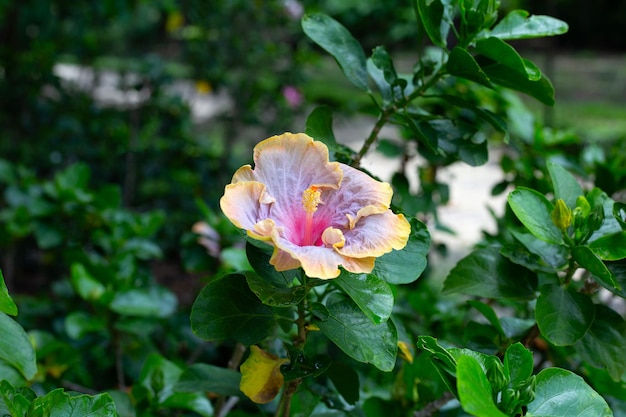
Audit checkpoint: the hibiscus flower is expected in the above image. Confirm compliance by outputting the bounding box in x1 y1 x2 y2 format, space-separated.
220 132 410 279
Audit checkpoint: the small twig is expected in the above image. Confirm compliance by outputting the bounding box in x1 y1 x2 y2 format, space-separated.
413 391 455 417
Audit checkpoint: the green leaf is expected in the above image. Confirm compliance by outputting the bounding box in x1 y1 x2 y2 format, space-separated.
137 353 182 404
588 231 626 261
328 362 360 405
305 106 341 155
482 59 555 105
443 246 537 299
486 9 569 41
0 270 17 316
573 245 619 289
368 59 393 105
448 46 493 88
456 355 508 417
508 187 564 245
475 37 540 80
468 300 505 338
304 105 334 141
109 286 177 318
416 0 451 49
245 271 307 307
373 217 430 284
535 284 595 346
416 336 457 375
547 160 584 208
64 311 106 340
510 230 568 270
70 263 106 302
161 392 213 417
333 271 393 324
0 380 35 416
0 312 36 380
504 343 534 387
574 305 626 382
302 14 369 91
605 259 626 298
28 389 117 417
314 298 397 372
371 46 400 87
175 363 242 397
191 273 276 345
526 368 612 417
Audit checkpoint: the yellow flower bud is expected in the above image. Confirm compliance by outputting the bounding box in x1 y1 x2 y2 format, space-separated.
551 199 572 231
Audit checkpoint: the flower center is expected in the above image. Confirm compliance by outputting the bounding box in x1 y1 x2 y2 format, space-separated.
301 186 321 246
301 186 321 213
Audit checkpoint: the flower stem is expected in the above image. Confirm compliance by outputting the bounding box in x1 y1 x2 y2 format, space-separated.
351 69 445 168
275 300 308 417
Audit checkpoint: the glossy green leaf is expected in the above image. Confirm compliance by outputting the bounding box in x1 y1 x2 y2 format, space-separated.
416 0 450 49
547 160 584 208
535 284 595 346
526 368 612 417
510 230 568 270
334 271 393 324
588 231 626 261
0 270 17 316
245 271 307 307
109 286 177 318
574 305 626 382
487 9 569 40
457 355 508 417
504 343 534 387
573 245 619 289
508 187 564 245
315 298 397 372
0 312 36 380
191 273 276 345
28 389 117 417
371 46 400 87
475 37 540 80
302 14 369 91
482 60 555 105
372 217 430 284
443 246 537 299
448 46 493 88
175 363 242 397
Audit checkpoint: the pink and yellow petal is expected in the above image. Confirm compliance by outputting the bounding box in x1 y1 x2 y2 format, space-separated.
318 164 393 227
220 182 274 230
271 236 344 279
339 211 410 258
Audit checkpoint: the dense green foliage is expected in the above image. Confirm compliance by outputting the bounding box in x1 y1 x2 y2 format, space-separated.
1 0 625 416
